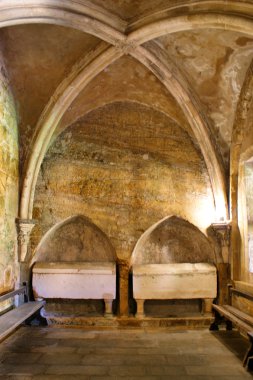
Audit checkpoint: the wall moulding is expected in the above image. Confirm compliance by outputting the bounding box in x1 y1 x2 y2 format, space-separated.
211 222 231 263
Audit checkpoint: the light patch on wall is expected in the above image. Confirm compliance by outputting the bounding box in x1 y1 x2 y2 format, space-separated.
33 102 215 260
245 162 253 273
0 55 18 297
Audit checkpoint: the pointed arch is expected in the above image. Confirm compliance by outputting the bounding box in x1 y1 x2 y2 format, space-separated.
32 214 116 264
230 60 253 279
20 43 228 223
0 0 126 44
130 42 228 220
20 43 123 219
13 0 253 225
128 13 253 44
131 215 215 266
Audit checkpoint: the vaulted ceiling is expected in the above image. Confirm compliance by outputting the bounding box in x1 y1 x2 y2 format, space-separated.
0 0 253 223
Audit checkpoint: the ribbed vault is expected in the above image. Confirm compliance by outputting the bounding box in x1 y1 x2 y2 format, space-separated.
0 0 252 262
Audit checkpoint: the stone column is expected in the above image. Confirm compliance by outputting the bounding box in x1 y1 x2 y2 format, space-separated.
14 219 35 305
16 218 36 263
118 259 129 317
135 299 145 318
16 218 36 286
211 222 231 305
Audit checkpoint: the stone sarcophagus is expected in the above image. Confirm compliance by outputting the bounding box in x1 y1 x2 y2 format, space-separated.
132 263 217 317
32 262 116 315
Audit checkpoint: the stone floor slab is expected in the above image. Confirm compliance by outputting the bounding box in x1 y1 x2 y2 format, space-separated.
0 326 252 379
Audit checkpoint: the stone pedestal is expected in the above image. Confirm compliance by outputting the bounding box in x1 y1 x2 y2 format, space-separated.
202 298 213 314
136 299 145 318
104 299 114 317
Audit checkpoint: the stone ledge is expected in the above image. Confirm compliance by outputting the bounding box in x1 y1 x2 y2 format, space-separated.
42 313 214 329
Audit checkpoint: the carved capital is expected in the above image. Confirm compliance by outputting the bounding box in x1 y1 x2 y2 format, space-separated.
16 218 36 262
211 222 231 247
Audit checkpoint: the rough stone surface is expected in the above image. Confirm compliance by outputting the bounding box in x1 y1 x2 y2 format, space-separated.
32 215 116 263
59 55 189 139
0 326 252 379
0 52 18 304
132 263 217 300
157 30 253 165
131 216 216 265
32 262 116 300
32 101 215 262
0 24 99 166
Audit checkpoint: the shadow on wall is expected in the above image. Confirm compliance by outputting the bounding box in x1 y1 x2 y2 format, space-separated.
31 214 116 264
131 215 216 266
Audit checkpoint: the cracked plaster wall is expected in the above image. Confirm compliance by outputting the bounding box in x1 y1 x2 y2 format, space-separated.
157 30 253 165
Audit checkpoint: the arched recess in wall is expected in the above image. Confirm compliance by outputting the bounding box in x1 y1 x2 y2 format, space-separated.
10 2 253 224
31 214 116 265
32 100 216 261
238 146 253 283
131 215 218 266
3 1 251 237
230 60 253 281
19 42 227 228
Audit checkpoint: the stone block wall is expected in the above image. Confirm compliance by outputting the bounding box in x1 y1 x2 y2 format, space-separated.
32 101 215 263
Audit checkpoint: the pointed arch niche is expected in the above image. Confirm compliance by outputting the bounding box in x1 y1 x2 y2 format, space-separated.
238 151 253 283
32 100 216 263
130 216 217 318
31 215 117 319
32 214 116 264
131 215 216 266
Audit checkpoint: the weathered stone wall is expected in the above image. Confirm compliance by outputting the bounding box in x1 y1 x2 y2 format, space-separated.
238 160 253 284
0 24 99 167
33 215 116 263
131 216 216 265
0 55 18 297
32 101 215 262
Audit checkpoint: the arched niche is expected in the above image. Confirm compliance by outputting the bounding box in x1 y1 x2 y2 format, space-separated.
131 215 215 266
32 214 116 264
238 147 253 282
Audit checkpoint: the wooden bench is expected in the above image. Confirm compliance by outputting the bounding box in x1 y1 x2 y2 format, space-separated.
212 287 253 368
0 284 45 342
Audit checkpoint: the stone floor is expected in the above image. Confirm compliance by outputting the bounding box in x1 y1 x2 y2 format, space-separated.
0 326 253 379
